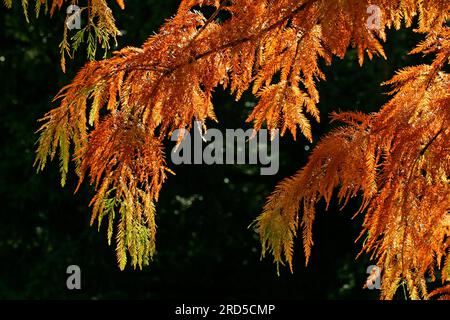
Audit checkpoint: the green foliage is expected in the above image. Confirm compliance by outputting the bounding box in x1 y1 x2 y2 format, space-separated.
4 0 123 71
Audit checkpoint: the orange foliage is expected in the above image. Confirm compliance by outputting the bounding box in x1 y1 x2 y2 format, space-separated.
32 0 450 299
255 27 450 299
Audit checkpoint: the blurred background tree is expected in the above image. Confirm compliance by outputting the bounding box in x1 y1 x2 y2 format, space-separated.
0 0 422 299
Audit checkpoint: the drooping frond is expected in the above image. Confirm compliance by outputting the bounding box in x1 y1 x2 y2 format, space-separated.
4 0 125 71
255 116 374 269
33 0 450 274
78 112 169 269
256 26 450 299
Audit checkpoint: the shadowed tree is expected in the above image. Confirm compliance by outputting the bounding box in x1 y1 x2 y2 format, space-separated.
5 0 449 300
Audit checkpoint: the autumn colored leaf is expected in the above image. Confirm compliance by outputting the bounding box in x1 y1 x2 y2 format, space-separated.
23 0 450 300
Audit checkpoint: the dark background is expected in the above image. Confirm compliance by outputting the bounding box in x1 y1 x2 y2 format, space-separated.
0 1 422 299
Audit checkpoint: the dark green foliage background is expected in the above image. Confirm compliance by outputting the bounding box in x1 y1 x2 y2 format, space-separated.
0 1 422 299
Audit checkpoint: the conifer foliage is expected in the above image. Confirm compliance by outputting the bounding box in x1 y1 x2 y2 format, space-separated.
22 0 449 298
4 0 125 71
